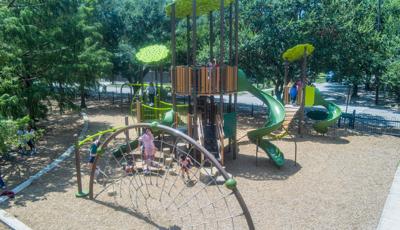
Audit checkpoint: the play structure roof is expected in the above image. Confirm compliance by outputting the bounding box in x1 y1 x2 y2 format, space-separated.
166 0 234 19
135 44 169 65
282 43 315 62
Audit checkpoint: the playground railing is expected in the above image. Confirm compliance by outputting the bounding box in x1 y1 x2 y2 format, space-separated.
172 65 237 96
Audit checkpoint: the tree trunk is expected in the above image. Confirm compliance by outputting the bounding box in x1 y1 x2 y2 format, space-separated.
23 75 35 120
80 83 86 108
58 81 65 114
352 84 358 97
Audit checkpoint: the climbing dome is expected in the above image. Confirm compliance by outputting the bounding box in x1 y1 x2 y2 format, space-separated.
76 123 254 229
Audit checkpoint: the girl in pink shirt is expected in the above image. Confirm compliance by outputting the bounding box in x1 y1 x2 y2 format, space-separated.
139 128 157 174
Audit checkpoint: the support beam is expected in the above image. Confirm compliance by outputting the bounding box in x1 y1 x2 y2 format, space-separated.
219 0 225 117
192 0 198 140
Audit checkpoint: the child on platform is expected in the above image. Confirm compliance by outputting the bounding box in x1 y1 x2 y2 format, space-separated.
139 128 158 175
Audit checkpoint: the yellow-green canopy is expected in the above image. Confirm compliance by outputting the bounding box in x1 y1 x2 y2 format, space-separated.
282 44 315 62
135 44 169 65
166 0 234 19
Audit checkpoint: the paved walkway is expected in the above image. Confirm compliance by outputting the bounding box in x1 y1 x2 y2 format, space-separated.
377 166 400 230
315 83 399 120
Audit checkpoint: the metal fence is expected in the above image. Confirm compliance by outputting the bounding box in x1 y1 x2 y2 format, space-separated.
338 111 400 136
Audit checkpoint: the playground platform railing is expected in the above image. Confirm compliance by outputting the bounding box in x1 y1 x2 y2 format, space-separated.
172 65 238 96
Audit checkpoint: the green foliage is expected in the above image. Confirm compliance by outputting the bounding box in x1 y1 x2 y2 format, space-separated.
282 44 315 62
135 45 169 65
383 59 400 100
166 0 234 18
0 116 30 155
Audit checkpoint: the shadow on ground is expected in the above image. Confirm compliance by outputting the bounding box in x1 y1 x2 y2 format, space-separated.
225 154 301 181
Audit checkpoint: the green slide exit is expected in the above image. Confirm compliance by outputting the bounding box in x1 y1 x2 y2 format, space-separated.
237 69 285 167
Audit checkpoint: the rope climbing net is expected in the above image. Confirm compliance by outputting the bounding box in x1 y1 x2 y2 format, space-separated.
77 123 254 229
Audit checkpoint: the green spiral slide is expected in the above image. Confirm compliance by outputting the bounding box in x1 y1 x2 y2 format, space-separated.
237 69 285 167
308 88 342 134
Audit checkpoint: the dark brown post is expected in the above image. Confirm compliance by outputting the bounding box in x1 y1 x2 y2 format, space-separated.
229 3 233 64
298 48 307 135
186 15 191 65
192 0 198 139
74 134 87 197
125 116 131 153
219 0 225 117
284 60 289 86
171 3 177 112
140 66 144 101
233 0 239 160
209 11 214 60
284 60 289 104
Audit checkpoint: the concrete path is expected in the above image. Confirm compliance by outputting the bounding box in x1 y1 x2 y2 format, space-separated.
315 82 399 120
377 166 400 230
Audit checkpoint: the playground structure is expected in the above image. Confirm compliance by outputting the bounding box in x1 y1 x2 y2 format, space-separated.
74 122 254 229
282 44 342 135
72 1 343 229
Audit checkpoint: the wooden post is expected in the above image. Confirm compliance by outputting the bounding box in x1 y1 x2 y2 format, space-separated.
140 66 144 102
136 100 141 122
74 134 87 197
255 138 259 166
125 116 131 153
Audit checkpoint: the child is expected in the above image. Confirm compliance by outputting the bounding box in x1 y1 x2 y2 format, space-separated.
26 125 37 155
139 128 158 175
179 154 193 181
0 172 6 190
146 82 156 106
17 127 26 154
289 84 298 105
88 139 100 177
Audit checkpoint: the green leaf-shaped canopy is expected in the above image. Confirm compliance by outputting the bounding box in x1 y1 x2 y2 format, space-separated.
282 44 315 62
135 44 169 65
166 0 234 19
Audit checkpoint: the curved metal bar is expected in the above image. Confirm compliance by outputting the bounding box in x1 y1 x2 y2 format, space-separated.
90 123 255 230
